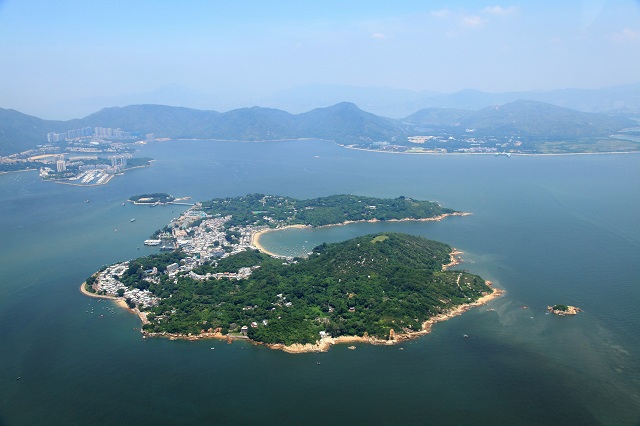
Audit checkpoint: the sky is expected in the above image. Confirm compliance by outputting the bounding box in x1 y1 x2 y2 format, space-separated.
0 0 639 119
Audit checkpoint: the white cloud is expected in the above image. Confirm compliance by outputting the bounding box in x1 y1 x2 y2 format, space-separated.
484 5 517 16
430 9 450 19
461 15 486 28
609 28 640 42
371 32 386 40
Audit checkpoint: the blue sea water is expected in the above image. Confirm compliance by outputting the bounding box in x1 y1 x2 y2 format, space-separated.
0 139 638 425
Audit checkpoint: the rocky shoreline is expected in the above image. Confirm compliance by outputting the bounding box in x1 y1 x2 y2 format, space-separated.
131 282 504 353
547 305 582 316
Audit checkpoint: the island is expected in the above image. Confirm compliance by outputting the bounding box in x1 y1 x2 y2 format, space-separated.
129 193 176 205
547 304 582 316
82 194 502 352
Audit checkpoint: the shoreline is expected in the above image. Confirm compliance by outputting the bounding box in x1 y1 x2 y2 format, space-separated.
163 138 640 156
442 248 464 270
250 224 310 256
80 271 504 353
134 283 505 352
80 282 149 324
250 212 472 257
80 210 501 353
337 143 640 157
0 168 38 176
51 164 151 187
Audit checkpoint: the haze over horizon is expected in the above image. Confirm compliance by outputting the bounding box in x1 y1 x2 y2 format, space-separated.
1 0 639 119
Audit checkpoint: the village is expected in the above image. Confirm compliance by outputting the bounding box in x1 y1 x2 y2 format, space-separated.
89 205 279 307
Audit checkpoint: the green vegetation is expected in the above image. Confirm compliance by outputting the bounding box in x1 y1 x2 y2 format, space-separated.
2 101 637 156
129 192 175 204
0 162 42 172
552 304 569 312
140 233 491 345
201 193 455 228
124 157 153 168
192 249 270 275
119 251 186 290
90 193 487 346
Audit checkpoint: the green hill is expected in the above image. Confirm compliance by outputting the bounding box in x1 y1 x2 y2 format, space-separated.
1 101 636 156
0 108 67 155
405 100 634 139
77 104 220 138
141 233 491 345
199 193 455 228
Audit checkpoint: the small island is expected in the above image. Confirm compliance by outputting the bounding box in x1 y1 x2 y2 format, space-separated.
129 193 176 205
547 304 582 316
82 194 502 352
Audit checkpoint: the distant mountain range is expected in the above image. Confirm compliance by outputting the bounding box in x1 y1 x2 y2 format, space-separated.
29 82 640 121
262 82 640 118
0 100 636 155
404 100 634 139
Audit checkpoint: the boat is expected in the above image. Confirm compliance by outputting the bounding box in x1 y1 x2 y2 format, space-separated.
130 218 136 222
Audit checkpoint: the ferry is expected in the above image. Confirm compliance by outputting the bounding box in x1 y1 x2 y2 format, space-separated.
144 239 161 246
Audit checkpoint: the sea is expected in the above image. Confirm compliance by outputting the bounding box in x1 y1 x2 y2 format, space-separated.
0 139 638 425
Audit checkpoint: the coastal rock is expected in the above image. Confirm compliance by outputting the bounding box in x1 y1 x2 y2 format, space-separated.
547 305 581 316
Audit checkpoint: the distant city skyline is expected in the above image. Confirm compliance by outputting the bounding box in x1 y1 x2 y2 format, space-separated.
1 0 639 119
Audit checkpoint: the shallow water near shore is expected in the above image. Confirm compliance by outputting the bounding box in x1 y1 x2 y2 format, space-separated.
1 139 639 425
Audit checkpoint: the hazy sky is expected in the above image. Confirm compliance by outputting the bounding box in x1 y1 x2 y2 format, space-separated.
1 0 639 118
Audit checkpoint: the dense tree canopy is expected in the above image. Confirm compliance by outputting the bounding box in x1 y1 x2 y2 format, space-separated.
200 194 455 228
141 233 490 345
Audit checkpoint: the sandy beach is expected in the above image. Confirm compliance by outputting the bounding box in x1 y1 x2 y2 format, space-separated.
80 282 149 324
250 224 310 256
250 212 471 257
